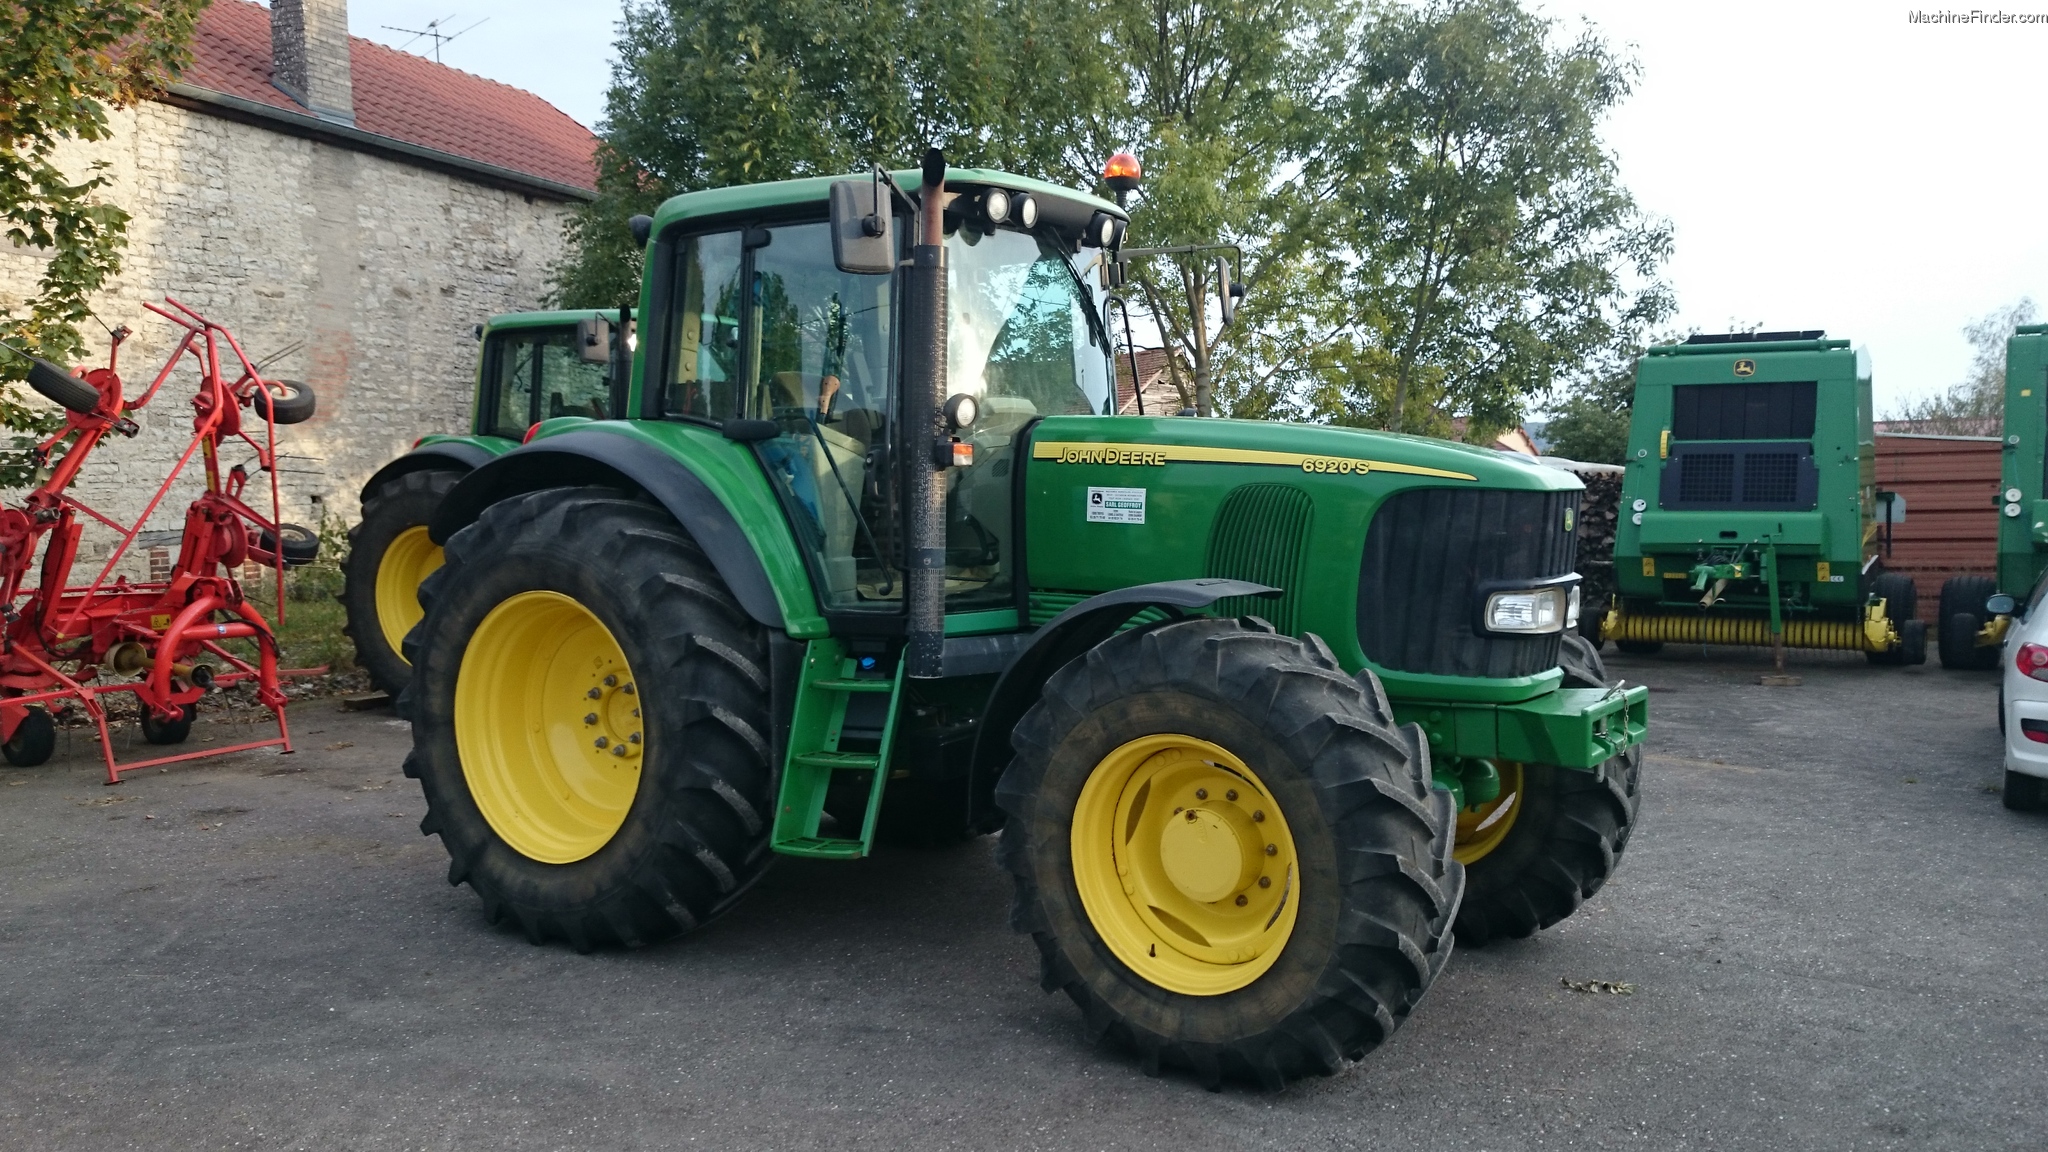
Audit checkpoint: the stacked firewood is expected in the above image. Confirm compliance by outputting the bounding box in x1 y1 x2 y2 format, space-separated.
1575 471 1621 639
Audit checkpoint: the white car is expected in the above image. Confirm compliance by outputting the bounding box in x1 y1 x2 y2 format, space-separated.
2001 579 2048 810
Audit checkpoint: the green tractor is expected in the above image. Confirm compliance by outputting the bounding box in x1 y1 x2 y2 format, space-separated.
1935 323 2048 670
400 155 1648 1085
1603 331 1924 671
343 309 629 695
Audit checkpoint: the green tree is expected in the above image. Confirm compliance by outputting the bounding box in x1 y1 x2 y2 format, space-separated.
1102 0 1356 417
553 0 1115 309
0 0 207 436
1290 0 1672 437
1882 297 2036 435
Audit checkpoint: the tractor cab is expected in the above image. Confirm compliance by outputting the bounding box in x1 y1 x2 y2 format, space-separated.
636 169 1122 618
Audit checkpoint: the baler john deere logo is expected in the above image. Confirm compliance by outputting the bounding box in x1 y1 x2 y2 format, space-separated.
1733 358 1756 377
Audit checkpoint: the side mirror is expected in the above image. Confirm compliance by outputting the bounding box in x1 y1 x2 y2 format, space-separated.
1988 593 2017 616
1217 258 1241 327
575 316 611 364
628 214 653 247
830 179 894 274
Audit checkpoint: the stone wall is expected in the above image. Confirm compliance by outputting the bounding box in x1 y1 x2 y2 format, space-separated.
0 99 576 574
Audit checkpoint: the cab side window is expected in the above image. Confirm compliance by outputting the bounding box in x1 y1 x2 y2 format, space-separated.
485 328 610 437
663 232 745 419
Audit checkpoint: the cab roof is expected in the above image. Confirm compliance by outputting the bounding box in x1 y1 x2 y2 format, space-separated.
647 168 1127 245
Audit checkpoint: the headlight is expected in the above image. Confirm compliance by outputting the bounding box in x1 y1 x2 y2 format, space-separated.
1474 575 1581 636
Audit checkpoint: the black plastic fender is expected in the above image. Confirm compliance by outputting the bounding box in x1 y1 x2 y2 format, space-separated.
966 578 1280 827
358 441 498 501
427 428 786 630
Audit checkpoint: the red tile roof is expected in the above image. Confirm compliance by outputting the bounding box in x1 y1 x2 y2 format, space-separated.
1114 347 1189 414
177 1 597 193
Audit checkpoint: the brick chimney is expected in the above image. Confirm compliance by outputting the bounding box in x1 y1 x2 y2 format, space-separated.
271 0 355 126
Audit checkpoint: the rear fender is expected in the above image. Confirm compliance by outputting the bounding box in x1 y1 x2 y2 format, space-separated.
428 428 794 630
966 578 1280 827
358 438 505 500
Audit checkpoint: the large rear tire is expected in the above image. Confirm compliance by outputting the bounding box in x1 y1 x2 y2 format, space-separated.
1938 574 1999 671
343 470 460 696
1452 632 1643 946
998 618 1461 1087
403 487 774 950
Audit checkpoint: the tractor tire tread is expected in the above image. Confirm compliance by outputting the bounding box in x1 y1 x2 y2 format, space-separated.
997 617 1462 1086
402 486 773 950
1453 636 1643 946
343 468 463 697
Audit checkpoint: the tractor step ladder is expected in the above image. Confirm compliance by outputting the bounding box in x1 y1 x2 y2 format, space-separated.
770 638 904 859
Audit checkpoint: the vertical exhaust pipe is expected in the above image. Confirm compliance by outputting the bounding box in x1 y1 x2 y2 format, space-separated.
903 148 949 679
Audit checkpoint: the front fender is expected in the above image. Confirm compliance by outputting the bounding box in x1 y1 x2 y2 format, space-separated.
966 578 1280 825
427 424 823 635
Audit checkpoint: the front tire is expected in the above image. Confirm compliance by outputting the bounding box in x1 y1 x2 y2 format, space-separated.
998 618 1461 1087
404 487 775 950
343 470 459 696
1453 633 1643 946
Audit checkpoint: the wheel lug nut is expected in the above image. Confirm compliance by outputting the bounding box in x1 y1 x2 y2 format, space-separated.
603 675 617 687
1265 844 1277 856
628 732 640 744
612 745 628 758
1252 810 1265 822
1185 811 1198 822
586 687 601 700
1258 876 1271 888
594 737 609 749
1225 789 1238 802
1234 895 1248 907
1194 788 1208 800
623 683 635 696
584 713 598 725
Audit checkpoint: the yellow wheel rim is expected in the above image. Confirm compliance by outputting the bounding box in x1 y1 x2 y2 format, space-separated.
455 590 644 864
1070 734 1301 997
1453 760 1523 866
375 524 445 662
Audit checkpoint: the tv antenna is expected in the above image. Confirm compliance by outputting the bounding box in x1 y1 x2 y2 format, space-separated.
381 15 488 63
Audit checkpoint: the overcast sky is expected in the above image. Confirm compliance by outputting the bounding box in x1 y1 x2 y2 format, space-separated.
346 1 2047 414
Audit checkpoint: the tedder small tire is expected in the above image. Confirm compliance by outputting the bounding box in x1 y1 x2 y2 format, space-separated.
998 617 1462 1087
2 708 55 767
140 703 198 746
250 380 317 425
1615 640 1662 656
28 358 101 414
343 469 461 696
1452 632 1643 947
1938 574 1999 671
403 486 774 950
2003 770 2048 812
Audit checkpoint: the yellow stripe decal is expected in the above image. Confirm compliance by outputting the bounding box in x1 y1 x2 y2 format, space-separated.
1030 441 1477 481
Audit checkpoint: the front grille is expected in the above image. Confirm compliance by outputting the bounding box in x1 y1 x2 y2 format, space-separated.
1206 484 1313 634
1659 441 1817 510
1742 453 1799 503
1678 453 1735 503
1357 487 1580 679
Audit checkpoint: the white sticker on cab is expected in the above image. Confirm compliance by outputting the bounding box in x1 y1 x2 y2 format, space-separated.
1086 486 1146 524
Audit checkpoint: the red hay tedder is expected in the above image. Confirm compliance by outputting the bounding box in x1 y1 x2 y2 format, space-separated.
1 298 323 782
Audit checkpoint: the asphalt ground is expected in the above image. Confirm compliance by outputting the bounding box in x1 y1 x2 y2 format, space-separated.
1 648 2042 1151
